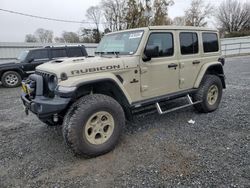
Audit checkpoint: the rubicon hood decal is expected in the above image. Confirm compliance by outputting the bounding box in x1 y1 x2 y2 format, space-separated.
36 56 139 78
71 65 121 75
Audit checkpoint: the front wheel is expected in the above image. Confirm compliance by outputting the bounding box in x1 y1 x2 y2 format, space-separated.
193 75 223 113
1 71 22 88
63 94 125 157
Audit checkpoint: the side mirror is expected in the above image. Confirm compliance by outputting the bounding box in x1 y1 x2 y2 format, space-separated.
143 46 159 62
28 58 34 63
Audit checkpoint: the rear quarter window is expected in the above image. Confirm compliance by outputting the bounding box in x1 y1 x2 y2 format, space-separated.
51 49 67 58
67 48 83 57
202 33 219 53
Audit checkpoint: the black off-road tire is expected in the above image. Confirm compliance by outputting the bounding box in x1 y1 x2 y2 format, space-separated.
1 71 22 88
62 94 125 157
193 75 223 113
62 100 82 146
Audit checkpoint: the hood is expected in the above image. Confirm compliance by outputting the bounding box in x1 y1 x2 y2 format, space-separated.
0 61 19 69
36 56 138 78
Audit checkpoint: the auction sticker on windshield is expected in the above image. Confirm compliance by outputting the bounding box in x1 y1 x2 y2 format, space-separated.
129 32 143 39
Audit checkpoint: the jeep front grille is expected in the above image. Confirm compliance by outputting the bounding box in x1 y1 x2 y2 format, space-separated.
35 71 55 98
35 71 51 79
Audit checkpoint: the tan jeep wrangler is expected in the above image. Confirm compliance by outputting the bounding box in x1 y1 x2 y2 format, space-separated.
21 26 225 157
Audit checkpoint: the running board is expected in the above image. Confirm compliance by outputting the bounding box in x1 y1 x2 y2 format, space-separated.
156 95 201 115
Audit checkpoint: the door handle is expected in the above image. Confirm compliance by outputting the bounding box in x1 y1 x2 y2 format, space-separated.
193 60 200 64
168 63 178 68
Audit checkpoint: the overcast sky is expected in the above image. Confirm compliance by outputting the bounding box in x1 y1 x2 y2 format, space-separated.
0 0 242 42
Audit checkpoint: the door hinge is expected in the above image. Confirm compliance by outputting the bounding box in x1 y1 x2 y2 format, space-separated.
140 67 148 74
179 78 185 85
141 85 148 91
180 63 185 69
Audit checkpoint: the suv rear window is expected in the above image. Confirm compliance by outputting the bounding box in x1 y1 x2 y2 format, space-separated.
67 48 83 57
51 49 67 58
180 32 198 55
202 33 219 53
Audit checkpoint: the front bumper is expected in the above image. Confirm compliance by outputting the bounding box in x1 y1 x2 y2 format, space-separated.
21 93 71 118
21 73 71 118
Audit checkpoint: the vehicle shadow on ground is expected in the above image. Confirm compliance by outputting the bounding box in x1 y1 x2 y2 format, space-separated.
42 103 197 160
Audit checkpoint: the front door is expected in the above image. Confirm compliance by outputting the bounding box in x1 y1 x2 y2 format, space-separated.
23 49 50 74
140 31 180 98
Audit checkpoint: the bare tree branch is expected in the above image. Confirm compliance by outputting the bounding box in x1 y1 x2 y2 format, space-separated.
185 0 214 27
216 0 250 32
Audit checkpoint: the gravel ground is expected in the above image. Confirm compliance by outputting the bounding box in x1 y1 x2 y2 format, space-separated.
0 55 250 188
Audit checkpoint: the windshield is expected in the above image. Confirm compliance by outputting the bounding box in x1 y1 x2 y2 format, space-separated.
96 30 144 55
17 50 29 62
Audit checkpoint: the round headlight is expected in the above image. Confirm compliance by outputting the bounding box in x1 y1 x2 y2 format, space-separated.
60 72 68 81
48 75 58 91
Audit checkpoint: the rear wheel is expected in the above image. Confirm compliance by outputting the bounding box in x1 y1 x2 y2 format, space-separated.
1 71 22 88
193 75 223 113
63 94 125 157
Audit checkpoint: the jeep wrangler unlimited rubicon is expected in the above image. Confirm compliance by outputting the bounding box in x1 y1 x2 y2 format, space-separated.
0 45 87 88
21 26 225 157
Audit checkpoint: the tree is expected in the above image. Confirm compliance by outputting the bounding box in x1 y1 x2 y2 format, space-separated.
101 0 127 31
62 31 80 43
100 0 173 31
172 16 185 26
25 34 37 43
144 0 153 26
216 0 250 33
86 6 101 42
184 0 214 27
151 0 174 26
124 0 147 29
104 28 111 34
79 28 102 43
35 28 53 43
54 37 65 43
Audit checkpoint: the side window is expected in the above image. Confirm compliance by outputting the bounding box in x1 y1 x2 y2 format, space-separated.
180 32 198 55
51 49 67 58
29 50 49 60
202 33 219 53
67 48 83 57
145 32 174 57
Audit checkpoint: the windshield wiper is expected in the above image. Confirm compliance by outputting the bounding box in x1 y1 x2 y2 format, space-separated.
95 51 104 57
107 51 120 58
95 51 120 58
95 51 104 54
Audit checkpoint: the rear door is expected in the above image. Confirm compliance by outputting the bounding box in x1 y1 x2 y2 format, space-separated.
178 31 203 89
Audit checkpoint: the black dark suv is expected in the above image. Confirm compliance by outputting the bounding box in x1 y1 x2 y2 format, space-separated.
0 45 88 88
